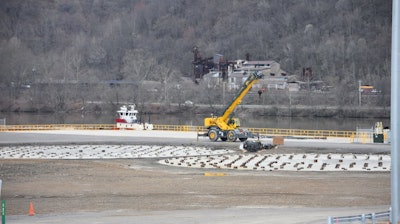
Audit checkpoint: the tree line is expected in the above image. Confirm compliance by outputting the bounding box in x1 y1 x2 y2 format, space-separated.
0 0 391 116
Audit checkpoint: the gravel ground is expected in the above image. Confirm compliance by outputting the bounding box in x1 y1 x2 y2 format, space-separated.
0 131 391 223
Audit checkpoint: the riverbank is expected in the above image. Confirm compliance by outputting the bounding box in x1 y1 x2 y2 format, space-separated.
0 110 390 132
1 102 390 119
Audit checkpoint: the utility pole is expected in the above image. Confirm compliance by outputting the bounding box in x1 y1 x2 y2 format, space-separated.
358 80 362 107
222 81 226 106
391 0 400 223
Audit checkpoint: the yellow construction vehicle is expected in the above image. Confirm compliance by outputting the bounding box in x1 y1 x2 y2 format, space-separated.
204 71 264 142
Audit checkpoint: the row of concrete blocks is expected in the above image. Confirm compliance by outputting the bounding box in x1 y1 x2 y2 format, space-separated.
0 145 390 172
160 153 391 172
0 145 232 159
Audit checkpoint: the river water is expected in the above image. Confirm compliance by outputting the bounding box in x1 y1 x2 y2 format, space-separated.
0 112 390 131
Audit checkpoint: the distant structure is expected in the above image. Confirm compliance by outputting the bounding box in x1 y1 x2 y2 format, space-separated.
193 47 291 92
192 46 214 83
301 67 312 81
297 67 327 91
192 47 237 83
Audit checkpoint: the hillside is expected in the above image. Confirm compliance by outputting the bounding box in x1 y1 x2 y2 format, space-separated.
0 0 392 116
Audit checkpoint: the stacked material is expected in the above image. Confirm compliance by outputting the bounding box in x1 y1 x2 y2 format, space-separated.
0 145 232 159
160 153 390 172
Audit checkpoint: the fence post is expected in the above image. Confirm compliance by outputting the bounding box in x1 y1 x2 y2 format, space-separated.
361 214 366 223
0 178 2 224
1 200 4 224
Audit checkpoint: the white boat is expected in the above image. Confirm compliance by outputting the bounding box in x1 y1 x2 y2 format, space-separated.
115 105 153 130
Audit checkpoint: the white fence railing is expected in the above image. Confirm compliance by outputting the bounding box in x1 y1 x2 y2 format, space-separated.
327 210 390 224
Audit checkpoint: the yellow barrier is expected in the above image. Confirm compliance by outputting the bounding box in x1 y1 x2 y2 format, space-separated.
0 124 115 131
204 172 226 176
153 124 205 132
0 124 356 138
247 127 355 138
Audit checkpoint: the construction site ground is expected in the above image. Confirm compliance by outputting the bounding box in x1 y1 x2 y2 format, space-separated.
0 130 391 224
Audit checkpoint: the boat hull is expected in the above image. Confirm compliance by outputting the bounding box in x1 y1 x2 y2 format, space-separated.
116 122 153 130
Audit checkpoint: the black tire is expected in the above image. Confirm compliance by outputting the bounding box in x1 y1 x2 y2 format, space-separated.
208 129 219 142
227 130 237 142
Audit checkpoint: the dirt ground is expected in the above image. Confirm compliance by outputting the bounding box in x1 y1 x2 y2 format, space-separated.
0 151 390 216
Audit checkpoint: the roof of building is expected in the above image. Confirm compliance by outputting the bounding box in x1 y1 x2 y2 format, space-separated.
242 60 276 65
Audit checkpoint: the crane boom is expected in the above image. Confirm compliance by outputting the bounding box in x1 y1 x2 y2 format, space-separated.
220 71 264 123
203 71 264 142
